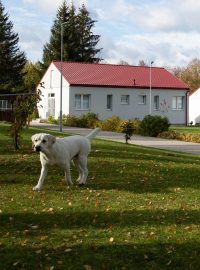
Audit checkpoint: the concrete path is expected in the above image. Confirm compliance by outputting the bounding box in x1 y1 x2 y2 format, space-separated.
30 121 200 155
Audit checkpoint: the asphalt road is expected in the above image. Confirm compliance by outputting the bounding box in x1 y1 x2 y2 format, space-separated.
30 121 200 155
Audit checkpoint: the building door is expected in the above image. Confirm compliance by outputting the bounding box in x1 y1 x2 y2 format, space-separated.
47 93 55 117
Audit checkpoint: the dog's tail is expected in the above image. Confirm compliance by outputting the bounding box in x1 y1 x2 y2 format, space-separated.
86 128 101 140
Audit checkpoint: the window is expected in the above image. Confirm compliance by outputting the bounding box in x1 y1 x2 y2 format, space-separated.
138 95 146 104
48 93 55 98
172 96 184 110
107 95 113 110
154 95 159 110
75 94 90 110
121 95 129 105
50 70 54 88
0 100 12 110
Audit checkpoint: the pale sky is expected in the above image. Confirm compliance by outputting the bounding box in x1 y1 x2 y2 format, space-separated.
3 0 200 67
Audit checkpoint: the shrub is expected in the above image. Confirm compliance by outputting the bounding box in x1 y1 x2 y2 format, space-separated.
120 120 135 143
47 115 58 124
130 118 141 134
76 113 99 128
158 130 179 140
100 115 122 132
62 114 78 127
159 130 200 143
139 115 170 137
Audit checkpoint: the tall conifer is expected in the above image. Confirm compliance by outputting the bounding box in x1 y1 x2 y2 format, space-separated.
42 1 102 69
0 0 26 92
76 4 102 63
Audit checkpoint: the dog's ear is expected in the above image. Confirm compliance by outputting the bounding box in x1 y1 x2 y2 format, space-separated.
31 134 37 142
47 134 56 145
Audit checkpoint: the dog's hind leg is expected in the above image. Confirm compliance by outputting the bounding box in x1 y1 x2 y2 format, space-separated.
73 157 84 184
33 165 48 191
77 155 88 185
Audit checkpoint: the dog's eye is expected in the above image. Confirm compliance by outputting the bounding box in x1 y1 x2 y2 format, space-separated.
42 139 46 143
35 139 38 142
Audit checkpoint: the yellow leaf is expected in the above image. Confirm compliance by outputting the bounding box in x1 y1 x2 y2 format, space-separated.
109 237 114 242
84 265 92 270
40 235 48 241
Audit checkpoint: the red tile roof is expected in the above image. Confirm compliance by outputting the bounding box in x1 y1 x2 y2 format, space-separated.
53 61 189 90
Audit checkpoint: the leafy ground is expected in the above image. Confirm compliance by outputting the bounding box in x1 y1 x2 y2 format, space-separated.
1 123 200 269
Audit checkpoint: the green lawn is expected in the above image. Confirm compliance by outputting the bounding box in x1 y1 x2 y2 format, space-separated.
171 126 200 134
1 123 200 269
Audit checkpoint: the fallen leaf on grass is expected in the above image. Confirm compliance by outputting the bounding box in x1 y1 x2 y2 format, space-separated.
29 224 40 229
109 237 114 243
40 235 48 241
84 265 92 270
13 261 20 266
65 248 72 252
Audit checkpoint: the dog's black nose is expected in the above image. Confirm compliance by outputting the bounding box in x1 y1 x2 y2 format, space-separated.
35 145 41 152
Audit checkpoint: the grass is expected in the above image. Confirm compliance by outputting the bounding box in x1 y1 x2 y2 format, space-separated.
1 123 200 269
171 125 200 134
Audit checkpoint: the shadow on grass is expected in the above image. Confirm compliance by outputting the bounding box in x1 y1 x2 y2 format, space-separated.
1 242 200 270
1 131 200 193
1 209 200 230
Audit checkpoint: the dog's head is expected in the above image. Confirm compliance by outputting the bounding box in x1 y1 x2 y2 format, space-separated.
31 133 56 153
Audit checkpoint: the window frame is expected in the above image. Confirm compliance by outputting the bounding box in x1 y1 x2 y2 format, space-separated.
75 94 91 110
0 100 12 111
107 94 113 110
154 95 159 110
138 95 146 105
121 95 130 105
172 96 184 110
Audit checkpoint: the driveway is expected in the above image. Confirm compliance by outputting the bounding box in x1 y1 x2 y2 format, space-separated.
30 121 200 155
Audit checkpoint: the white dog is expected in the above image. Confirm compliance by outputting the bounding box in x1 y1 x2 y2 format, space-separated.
31 128 100 191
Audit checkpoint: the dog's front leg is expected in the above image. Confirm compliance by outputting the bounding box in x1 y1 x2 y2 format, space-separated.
33 165 48 191
64 163 73 186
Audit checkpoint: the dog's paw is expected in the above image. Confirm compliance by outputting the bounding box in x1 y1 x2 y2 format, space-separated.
78 183 86 187
33 186 40 192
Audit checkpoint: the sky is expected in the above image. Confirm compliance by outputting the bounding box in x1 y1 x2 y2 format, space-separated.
3 0 200 67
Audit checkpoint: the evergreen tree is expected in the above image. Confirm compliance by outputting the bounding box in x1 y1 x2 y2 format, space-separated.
76 4 102 63
42 1 78 69
0 0 26 92
42 1 102 69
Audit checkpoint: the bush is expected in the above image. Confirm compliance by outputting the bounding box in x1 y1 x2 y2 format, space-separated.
130 118 141 134
62 114 78 127
159 130 200 143
76 113 99 128
120 120 135 143
100 115 121 132
47 115 58 125
139 115 170 137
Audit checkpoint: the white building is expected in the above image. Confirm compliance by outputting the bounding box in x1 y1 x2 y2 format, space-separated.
189 89 200 124
38 61 189 124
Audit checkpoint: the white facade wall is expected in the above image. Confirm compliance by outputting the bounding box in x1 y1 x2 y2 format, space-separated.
189 89 200 124
38 63 70 119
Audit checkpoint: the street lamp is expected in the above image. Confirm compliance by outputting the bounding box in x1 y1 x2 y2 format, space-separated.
149 61 154 115
59 22 67 132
